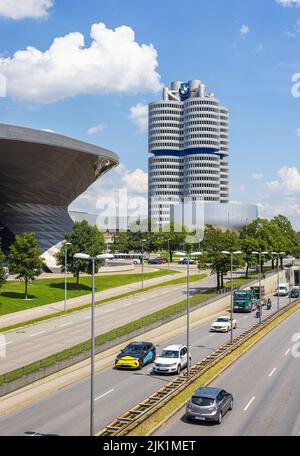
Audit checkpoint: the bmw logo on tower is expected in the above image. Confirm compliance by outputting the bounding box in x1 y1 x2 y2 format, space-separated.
179 82 190 99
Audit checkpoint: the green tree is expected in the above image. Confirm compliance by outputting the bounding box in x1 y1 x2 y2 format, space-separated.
199 226 241 289
56 221 105 288
158 222 188 262
9 233 44 299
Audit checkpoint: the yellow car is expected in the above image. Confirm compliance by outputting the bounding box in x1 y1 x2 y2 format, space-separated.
115 342 156 370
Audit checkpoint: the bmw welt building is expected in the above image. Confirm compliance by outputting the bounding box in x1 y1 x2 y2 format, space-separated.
148 80 257 230
0 124 119 255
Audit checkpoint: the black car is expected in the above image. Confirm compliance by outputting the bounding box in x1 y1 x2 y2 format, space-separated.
115 341 156 370
290 288 300 299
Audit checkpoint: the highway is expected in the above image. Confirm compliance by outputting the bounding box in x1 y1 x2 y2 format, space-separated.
0 294 293 436
155 304 300 436
0 273 219 374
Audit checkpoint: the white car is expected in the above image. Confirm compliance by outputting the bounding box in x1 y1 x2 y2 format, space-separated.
210 316 237 333
153 344 191 375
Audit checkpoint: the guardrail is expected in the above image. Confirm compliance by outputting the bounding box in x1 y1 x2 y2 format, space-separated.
98 296 299 436
0 269 278 396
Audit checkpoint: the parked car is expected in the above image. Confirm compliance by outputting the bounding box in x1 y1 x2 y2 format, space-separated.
148 259 160 265
153 344 191 375
178 258 195 265
290 287 300 299
115 342 156 370
186 387 233 424
210 316 237 333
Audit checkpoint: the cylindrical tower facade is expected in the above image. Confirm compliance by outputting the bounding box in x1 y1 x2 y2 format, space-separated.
148 79 230 223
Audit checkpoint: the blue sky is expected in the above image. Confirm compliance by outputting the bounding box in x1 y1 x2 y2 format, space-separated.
0 0 300 228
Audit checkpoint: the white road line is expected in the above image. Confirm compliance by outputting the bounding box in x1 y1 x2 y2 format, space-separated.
0 341 12 348
84 316 91 320
29 331 46 338
95 389 114 401
102 308 115 314
285 348 291 356
243 396 255 411
59 322 73 328
269 368 277 377
242 316 249 319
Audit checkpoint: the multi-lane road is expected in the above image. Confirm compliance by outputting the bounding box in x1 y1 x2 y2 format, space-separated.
0 294 295 436
0 273 218 374
155 304 300 436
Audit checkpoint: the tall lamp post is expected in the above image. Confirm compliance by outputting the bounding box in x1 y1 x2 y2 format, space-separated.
74 252 114 437
222 251 242 343
251 251 269 325
272 251 286 312
64 242 72 312
176 250 202 377
141 239 147 290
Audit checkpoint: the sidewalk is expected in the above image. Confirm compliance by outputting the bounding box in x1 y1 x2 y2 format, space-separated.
0 267 202 329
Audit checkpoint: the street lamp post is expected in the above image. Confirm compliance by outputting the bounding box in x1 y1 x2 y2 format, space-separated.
272 252 286 312
167 238 170 270
176 250 202 377
64 242 71 312
141 239 147 290
73 252 114 436
222 251 242 343
251 251 269 325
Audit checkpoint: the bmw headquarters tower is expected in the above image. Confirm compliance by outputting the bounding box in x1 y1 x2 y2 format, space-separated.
148 80 257 229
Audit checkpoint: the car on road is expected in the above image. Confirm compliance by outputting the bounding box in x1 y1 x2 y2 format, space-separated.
290 287 300 299
210 316 237 333
178 258 195 265
153 344 191 375
186 387 233 424
276 283 289 297
115 342 156 370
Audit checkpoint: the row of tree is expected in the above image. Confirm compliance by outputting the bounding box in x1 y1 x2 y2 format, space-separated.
0 216 299 297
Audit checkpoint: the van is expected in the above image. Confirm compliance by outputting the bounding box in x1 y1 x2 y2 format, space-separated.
277 283 289 297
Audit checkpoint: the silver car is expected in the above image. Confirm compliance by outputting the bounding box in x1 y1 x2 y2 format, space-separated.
186 387 233 424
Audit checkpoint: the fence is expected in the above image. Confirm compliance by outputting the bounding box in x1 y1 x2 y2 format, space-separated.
0 269 278 396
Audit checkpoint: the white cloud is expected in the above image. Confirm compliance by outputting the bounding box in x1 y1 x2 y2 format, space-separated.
0 0 53 19
252 173 264 180
266 166 300 193
121 168 148 193
87 123 106 135
70 165 148 219
0 22 162 103
276 0 300 7
129 103 148 131
240 25 250 36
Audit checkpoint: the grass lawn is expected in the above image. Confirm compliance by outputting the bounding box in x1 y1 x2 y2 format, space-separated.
0 269 178 316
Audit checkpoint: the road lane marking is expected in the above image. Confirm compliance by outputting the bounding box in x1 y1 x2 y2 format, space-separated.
29 331 46 337
84 316 91 320
59 322 73 328
269 368 277 377
102 308 115 313
285 348 291 356
95 389 114 401
244 396 255 411
0 341 12 348
242 316 249 319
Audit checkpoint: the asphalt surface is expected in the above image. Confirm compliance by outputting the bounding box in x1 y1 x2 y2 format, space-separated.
0 294 294 436
0 273 219 374
155 303 300 436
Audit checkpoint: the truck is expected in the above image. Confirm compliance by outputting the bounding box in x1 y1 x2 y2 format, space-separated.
233 289 257 313
250 286 272 308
